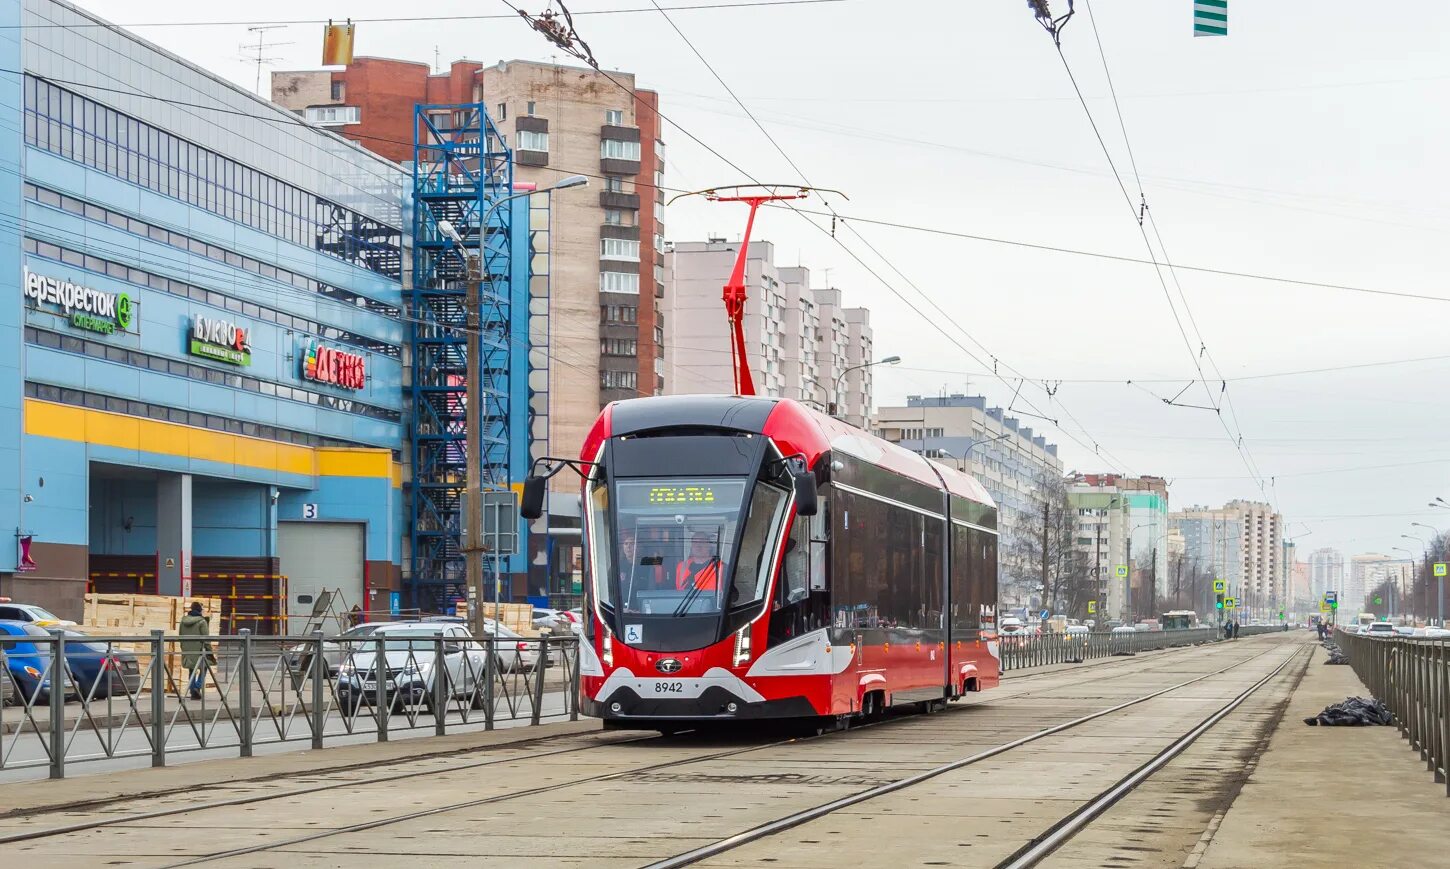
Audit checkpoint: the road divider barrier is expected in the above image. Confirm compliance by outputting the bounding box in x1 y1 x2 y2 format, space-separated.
1333 628 1449 797
0 629 581 779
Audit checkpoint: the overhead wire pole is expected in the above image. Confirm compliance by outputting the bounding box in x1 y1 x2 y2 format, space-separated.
638 0 1134 473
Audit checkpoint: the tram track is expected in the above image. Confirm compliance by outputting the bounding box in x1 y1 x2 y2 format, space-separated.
0 636 1290 867
167 640 1290 868
0 631 1230 844
638 640 1300 869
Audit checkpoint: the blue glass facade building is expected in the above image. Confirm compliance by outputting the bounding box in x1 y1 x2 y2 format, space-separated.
1 0 417 623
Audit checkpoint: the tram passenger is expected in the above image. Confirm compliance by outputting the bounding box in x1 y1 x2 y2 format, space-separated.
676 532 721 592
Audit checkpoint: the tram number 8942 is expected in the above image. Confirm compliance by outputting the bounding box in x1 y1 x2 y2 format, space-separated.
653 682 685 694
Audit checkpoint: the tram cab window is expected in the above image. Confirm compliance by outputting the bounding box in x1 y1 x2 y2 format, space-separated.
598 477 790 617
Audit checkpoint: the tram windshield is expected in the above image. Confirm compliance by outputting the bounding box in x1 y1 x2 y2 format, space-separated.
588 475 790 620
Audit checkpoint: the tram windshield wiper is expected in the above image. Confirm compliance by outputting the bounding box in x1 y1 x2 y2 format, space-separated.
673 558 720 617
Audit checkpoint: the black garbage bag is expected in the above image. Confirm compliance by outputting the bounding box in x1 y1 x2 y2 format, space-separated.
1320 642 1349 665
1304 696 1392 726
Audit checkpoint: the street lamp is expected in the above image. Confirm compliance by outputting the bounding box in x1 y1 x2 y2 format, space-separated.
438 174 589 639
1412 522 1446 625
1392 546 1417 621
833 355 900 421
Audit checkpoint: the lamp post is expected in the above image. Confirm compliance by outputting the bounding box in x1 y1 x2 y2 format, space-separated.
833 355 899 424
437 174 588 638
1125 521 1155 624
1412 521 1444 625
1402 532 1429 623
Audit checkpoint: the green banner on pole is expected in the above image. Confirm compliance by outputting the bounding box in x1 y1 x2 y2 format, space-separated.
1194 0 1227 36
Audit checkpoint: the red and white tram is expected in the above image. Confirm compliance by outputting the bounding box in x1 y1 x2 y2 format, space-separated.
523 394 999 730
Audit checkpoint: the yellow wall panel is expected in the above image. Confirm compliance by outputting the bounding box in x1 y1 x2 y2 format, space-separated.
317 448 392 479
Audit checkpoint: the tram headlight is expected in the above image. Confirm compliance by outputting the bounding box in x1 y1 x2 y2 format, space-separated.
602 630 614 666
733 623 752 666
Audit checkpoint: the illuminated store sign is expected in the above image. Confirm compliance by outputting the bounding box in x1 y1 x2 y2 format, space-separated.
302 340 365 390
23 267 132 335
189 314 252 365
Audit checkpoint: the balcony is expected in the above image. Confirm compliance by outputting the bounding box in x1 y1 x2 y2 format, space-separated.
599 191 640 210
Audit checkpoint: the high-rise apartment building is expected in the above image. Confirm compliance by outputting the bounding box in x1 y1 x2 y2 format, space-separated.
872 394 1062 600
1349 553 1413 615
1229 500 1282 617
1308 547 1344 601
1067 474 1169 622
1171 506 1244 609
273 58 666 453
663 240 875 424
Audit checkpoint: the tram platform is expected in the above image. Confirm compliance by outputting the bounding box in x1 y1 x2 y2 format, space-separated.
1193 642 1450 869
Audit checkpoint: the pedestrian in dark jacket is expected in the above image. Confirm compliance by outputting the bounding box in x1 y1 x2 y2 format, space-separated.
178 603 211 700
1232 621 1240 639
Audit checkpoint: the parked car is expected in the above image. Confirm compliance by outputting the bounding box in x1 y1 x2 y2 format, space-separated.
0 621 73 704
491 620 561 671
1111 626 1139 636
334 623 502 716
0 601 77 627
532 608 574 632
1364 621 1396 636
285 622 387 678
62 630 143 700
1064 625 1090 637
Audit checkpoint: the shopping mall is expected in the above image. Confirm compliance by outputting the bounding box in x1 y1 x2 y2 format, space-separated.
0 0 420 625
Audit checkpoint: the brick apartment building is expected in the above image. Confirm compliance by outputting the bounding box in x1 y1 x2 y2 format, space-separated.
272 58 666 461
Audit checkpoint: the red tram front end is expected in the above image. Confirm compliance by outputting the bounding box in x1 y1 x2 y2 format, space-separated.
526 394 1000 731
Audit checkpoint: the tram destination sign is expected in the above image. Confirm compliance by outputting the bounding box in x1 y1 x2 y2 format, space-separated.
23 267 132 335
189 314 252 366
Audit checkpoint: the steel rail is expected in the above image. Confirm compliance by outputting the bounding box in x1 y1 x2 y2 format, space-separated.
160 645 1283 867
996 645 1310 868
641 641 1296 869
1 634 1248 846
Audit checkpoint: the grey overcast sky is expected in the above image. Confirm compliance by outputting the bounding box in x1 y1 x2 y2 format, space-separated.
82 0 1450 561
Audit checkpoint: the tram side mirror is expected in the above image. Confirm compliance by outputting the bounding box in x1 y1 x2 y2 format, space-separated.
793 473 818 516
520 476 546 520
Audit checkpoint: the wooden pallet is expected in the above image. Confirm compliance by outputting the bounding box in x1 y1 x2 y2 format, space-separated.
454 601 539 636
83 593 222 631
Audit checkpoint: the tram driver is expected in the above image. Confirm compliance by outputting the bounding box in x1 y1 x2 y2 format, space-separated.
676 532 722 592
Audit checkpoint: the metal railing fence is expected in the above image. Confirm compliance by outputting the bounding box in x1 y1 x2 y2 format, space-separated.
998 627 1224 671
0 630 580 779
1333 629 1449 796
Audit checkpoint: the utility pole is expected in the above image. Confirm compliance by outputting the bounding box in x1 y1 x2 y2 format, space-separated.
1124 534 1133 624
463 248 485 639
1041 499 1050 622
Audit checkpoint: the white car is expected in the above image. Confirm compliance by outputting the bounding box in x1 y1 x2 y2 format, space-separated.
485 620 560 672
1363 621 1396 637
998 617 1027 636
1064 625 1090 637
1111 626 1139 636
0 601 77 627
335 623 504 715
1393 625 1416 637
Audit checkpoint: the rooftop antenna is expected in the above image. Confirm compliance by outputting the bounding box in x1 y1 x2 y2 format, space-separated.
668 184 847 396
240 25 293 96
434 45 441 73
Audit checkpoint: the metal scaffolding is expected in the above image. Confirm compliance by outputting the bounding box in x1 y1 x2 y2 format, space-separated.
408 103 516 612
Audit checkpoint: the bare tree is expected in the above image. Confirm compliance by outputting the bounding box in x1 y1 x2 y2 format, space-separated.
1007 475 1093 620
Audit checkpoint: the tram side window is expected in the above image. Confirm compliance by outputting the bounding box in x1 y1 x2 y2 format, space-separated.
951 524 995 632
923 516 944 630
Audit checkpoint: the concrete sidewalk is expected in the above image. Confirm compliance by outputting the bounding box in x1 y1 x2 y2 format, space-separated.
1195 643 1450 868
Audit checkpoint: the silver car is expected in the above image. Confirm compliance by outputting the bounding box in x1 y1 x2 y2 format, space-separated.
286 623 386 677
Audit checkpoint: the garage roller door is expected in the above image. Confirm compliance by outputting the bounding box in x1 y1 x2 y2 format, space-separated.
278 522 365 622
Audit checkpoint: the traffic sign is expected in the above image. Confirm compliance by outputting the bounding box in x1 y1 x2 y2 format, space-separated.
1436 563 1448 578
1040 609 1050 620
1319 601 1332 613
1224 597 1237 610
1115 565 1128 578
1213 579 1226 594
1374 595 1382 606
1087 600 1097 614
1324 591 1337 602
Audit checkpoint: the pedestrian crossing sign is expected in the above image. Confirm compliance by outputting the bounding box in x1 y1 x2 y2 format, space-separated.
1224 597 1237 610
1436 563 1447 578
1087 600 1097 614
1319 601 1332 613
1115 565 1128 578
1213 579 1226 594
